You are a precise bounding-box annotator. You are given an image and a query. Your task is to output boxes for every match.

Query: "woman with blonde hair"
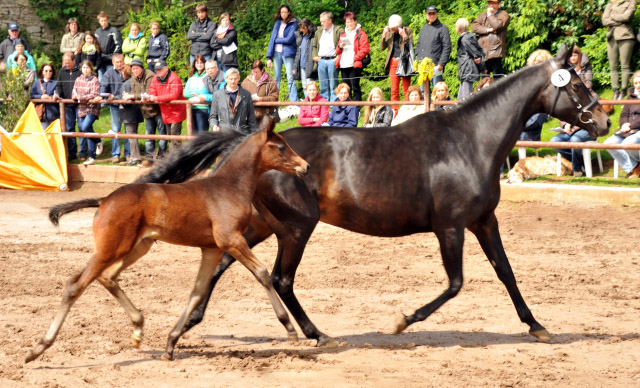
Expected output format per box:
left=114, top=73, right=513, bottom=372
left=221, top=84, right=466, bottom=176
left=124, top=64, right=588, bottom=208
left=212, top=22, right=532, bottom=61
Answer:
left=430, top=81, right=451, bottom=111
left=122, top=22, right=148, bottom=65
left=362, top=87, right=393, bottom=127
left=526, top=49, right=552, bottom=66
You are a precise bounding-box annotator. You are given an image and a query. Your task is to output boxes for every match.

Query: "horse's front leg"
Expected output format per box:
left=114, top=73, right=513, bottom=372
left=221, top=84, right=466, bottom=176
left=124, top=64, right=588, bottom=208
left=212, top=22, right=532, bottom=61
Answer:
left=163, top=248, right=223, bottom=361
left=395, top=226, right=465, bottom=333
left=468, top=212, right=550, bottom=342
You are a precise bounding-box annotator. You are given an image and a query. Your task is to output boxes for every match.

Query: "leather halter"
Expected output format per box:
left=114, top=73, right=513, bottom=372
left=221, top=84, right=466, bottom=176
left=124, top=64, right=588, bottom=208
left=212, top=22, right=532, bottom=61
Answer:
left=549, top=60, right=598, bottom=125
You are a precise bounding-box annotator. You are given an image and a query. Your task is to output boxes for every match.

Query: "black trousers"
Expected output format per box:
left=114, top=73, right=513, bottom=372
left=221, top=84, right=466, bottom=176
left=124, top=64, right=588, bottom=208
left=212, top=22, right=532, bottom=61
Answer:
left=340, top=66, right=363, bottom=101
left=484, top=58, right=504, bottom=79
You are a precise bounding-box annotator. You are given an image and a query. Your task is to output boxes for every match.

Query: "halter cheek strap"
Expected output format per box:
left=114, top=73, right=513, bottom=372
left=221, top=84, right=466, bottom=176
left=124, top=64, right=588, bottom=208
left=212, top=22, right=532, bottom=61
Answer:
left=548, top=60, right=597, bottom=125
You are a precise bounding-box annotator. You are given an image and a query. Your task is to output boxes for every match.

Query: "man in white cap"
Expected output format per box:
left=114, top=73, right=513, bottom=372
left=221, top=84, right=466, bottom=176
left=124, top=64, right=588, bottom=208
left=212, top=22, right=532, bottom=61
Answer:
left=0, top=22, right=31, bottom=67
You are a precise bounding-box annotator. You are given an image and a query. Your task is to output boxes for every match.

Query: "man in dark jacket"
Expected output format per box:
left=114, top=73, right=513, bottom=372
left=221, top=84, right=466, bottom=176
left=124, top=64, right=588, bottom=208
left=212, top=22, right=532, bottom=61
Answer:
left=98, top=53, right=128, bottom=162
left=187, top=3, right=216, bottom=65
left=94, top=12, right=123, bottom=82
left=0, top=22, right=31, bottom=67
left=54, top=53, right=83, bottom=161
left=415, top=6, right=451, bottom=86
left=209, top=68, right=256, bottom=134
left=147, top=21, right=170, bottom=73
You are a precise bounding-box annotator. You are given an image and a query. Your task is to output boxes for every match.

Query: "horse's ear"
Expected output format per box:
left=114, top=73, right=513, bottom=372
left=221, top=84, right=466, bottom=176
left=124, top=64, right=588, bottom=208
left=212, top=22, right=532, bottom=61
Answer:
left=555, top=43, right=571, bottom=67
left=265, top=116, right=277, bottom=134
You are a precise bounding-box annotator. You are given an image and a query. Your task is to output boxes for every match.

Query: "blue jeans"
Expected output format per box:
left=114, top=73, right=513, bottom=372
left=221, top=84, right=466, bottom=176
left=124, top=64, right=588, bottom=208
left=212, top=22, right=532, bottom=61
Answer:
left=109, top=105, right=129, bottom=158
left=300, top=67, right=311, bottom=98
left=64, top=105, right=82, bottom=159
left=144, top=115, right=167, bottom=160
left=551, top=129, right=595, bottom=173
left=317, top=58, right=338, bottom=101
left=604, top=132, right=640, bottom=173
left=273, top=52, right=298, bottom=102
left=192, top=108, right=209, bottom=133
left=77, top=114, right=99, bottom=159
left=190, top=54, right=212, bottom=66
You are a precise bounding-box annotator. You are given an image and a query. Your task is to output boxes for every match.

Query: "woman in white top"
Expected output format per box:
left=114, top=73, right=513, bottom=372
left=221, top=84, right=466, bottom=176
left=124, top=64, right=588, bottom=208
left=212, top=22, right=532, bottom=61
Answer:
left=335, top=12, right=370, bottom=101
left=391, top=85, right=425, bottom=125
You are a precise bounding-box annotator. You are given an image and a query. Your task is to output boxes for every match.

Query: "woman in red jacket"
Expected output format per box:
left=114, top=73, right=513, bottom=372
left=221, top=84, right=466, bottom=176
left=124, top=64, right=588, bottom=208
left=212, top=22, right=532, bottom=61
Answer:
left=148, top=60, right=187, bottom=151
left=298, top=81, right=329, bottom=126
left=335, top=12, right=370, bottom=101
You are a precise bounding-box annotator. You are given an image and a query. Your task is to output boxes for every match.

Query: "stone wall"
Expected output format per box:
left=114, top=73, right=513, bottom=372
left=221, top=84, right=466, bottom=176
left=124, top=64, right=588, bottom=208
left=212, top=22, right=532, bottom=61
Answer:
left=1, top=0, right=236, bottom=53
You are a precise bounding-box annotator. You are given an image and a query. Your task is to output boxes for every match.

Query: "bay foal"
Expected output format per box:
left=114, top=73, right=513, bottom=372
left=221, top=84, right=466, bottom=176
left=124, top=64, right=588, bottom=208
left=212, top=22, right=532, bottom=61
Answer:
left=25, top=121, right=308, bottom=363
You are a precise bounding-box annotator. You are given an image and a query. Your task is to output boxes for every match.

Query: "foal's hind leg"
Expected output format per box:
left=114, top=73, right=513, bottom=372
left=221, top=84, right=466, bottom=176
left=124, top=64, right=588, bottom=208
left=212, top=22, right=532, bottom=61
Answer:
left=96, top=238, right=154, bottom=348
left=468, top=212, right=550, bottom=342
left=163, top=248, right=223, bottom=361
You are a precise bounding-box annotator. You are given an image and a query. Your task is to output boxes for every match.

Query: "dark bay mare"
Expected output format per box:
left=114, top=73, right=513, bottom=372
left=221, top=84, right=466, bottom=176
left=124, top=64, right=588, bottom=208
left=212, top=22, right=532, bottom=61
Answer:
left=25, top=119, right=309, bottom=363
left=163, top=52, right=610, bottom=346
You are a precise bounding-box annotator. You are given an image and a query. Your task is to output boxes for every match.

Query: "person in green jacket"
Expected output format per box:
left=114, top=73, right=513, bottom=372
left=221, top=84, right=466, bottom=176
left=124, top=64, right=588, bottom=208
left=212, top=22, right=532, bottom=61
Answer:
left=122, top=23, right=148, bottom=65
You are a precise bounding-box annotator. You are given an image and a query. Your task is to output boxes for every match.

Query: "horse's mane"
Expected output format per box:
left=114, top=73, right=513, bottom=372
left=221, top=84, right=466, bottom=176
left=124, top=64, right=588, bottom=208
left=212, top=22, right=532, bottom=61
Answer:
left=134, top=131, right=248, bottom=184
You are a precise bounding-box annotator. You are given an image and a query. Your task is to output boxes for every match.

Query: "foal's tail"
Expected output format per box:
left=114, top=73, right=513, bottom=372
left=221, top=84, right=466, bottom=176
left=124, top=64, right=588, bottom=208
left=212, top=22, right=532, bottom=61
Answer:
left=49, top=198, right=101, bottom=226
left=134, top=130, right=246, bottom=184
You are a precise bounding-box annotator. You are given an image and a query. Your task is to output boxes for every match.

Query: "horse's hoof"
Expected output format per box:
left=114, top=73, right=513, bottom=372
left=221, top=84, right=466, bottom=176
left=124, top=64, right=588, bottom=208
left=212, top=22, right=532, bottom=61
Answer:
left=287, top=332, right=299, bottom=342
left=530, top=328, right=552, bottom=342
left=392, top=312, right=408, bottom=334
left=24, top=350, right=38, bottom=364
left=317, top=336, right=338, bottom=348
left=161, top=352, right=174, bottom=361
left=131, top=329, right=143, bottom=348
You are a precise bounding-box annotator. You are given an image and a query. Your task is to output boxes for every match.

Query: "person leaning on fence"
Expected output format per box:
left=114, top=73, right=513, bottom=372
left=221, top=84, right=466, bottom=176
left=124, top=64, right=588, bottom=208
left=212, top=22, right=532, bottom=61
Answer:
left=416, top=6, right=451, bottom=87
left=187, top=3, right=216, bottom=65
left=327, top=83, right=358, bottom=127
left=6, top=39, right=36, bottom=71
left=0, top=22, right=31, bottom=68
left=380, top=14, right=413, bottom=113
left=210, top=13, right=238, bottom=73
left=55, top=53, right=83, bottom=161
left=118, top=65, right=144, bottom=166
left=335, top=12, right=370, bottom=102
left=127, top=59, right=167, bottom=167
left=472, top=0, right=510, bottom=79
left=241, top=60, right=279, bottom=122
left=98, top=53, right=129, bottom=163
left=602, top=0, right=637, bottom=100
left=604, top=70, right=640, bottom=178
left=518, top=49, right=552, bottom=143
left=147, top=21, right=170, bottom=73
left=209, top=67, right=256, bottom=134
left=313, top=11, right=344, bottom=102
left=298, top=81, right=329, bottom=126
left=122, top=23, right=148, bottom=66
left=293, top=18, right=317, bottom=97
left=30, top=63, right=60, bottom=129
left=94, top=12, right=123, bottom=82
left=392, top=85, right=425, bottom=126
left=148, top=59, right=187, bottom=151
left=184, top=54, right=209, bottom=133
left=431, top=81, right=452, bottom=111
left=455, top=18, right=484, bottom=100
left=362, top=87, right=393, bottom=127
left=60, top=18, right=84, bottom=56
left=72, top=60, right=103, bottom=165
left=266, top=5, right=299, bottom=103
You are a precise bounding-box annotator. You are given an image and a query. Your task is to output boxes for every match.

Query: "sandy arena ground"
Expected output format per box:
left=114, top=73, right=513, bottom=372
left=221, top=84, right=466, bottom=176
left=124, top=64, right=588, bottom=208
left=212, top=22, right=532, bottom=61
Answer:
left=0, top=183, right=639, bottom=387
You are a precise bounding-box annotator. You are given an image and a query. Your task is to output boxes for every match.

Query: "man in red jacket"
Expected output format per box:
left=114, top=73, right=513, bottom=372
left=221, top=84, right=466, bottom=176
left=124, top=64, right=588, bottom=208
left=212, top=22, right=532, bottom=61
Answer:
left=148, top=59, right=186, bottom=151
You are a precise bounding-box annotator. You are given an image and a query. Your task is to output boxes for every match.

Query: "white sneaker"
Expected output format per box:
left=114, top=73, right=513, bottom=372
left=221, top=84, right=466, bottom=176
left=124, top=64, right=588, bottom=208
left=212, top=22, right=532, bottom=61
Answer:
left=96, top=141, right=104, bottom=155
left=83, top=157, right=96, bottom=165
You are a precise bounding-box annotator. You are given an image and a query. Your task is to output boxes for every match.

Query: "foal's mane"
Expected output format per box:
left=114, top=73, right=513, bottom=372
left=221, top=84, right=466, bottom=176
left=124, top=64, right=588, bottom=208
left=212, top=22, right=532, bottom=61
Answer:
left=134, top=131, right=248, bottom=184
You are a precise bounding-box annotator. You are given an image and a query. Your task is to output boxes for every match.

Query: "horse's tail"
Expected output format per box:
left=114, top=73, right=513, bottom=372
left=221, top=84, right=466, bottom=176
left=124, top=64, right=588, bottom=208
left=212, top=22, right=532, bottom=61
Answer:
left=49, top=198, right=102, bottom=226
left=134, top=130, right=247, bottom=184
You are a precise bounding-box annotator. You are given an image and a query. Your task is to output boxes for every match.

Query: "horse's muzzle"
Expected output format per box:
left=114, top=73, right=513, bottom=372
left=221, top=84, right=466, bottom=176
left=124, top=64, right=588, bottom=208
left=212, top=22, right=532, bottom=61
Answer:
left=295, top=163, right=309, bottom=178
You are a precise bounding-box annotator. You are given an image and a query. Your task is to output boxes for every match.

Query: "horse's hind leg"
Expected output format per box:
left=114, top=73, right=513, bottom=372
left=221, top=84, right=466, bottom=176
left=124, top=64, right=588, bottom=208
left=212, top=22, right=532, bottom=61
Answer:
left=96, top=238, right=154, bottom=348
left=468, top=212, right=550, bottom=342
left=395, top=226, right=466, bottom=333
left=25, top=254, right=108, bottom=363
left=163, top=248, right=224, bottom=361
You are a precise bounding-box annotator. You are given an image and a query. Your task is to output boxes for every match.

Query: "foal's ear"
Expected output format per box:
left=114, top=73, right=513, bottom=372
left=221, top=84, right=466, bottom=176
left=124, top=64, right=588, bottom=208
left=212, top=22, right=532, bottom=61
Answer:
left=555, top=43, right=571, bottom=67
left=265, top=116, right=277, bottom=134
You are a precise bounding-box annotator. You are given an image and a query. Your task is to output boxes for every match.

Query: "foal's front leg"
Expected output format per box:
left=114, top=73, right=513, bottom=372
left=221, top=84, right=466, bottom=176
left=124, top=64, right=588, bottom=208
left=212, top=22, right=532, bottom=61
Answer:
left=163, top=248, right=223, bottom=361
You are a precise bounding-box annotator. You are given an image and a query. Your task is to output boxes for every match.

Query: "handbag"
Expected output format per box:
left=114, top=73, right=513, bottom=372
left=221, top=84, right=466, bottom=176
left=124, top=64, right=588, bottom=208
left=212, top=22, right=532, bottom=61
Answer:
left=395, top=40, right=416, bottom=77
left=35, top=80, right=45, bottom=120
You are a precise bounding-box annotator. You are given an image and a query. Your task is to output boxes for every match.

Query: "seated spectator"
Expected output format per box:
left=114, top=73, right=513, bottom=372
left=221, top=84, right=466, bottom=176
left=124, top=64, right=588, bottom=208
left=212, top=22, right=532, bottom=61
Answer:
left=293, top=18, right=317, bottom=96
left=60, top=18, right=84, bottom=55
left=72, top=60, right=103, bottom=165
left=6, top=39, right=36, bottom=70
left=148, top=59, right=187, bottom=152
left=122, top=23, right=148, bottom=65
left=209, top=67, right=256, bottom=134
left=473, top=76, right=494, bottom=92
left=518, top=49, right=552, bottom=142
left=187, top=3, right=216, bottom=64
left=569, top=45, right=593, bottom=91
left=455, top=17, right=483, bottom=100
left=210, top=13, right=238, bottom=72
left=604, top=70, right=640, bottom=178
left=550, top=119, right=597, bottom=177
left=392, top=85, right=425, bottom=125
left=298, top=81, right=329, bottom=126
left=430, top=81, right=451, bottom=111
left=327, top=83, right=358, bottom=127
left=12, top=53, right=35, bottom=91
left=526, top=49, right=552, bottom=66
left=118, top=64, right=144, bottom=165
left=30, top=63, right=60, bottom=129
left=147, top=21, right=170, bottom=73
left=241, top=60, right=278, bottom=122
left=362, top=87, right=393, bottom=127
left=184, top=54, right=209, bottom=133
left=0, top=22, right=31, bottom=68
left=77, top=31, right=103, bottom=71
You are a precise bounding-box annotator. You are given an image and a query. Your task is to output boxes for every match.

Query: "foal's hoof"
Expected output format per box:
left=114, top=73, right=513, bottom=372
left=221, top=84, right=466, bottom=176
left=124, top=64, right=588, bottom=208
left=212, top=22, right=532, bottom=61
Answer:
left=317, top=336, right=338, bottom=348
left=24, top=350, right=38, bottom=364
left=392, top=312, right=408, bottom=334
left=287, top=332, right=299, bottom=342
left=131, top=328, right=143, bottom=348
left=161, top=352, right=174, bottom=361
left=530, top=328, right=552, bottom=342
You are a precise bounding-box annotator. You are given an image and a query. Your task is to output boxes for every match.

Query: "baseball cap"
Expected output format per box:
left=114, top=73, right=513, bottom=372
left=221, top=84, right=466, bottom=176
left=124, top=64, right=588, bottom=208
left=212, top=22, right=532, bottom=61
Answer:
left=9, top=22, right=19, bottom=31
left=130, top=58, right=144, bottom=68
left=155, top=59, right=167, bottom=69
left=14, top=38, right=24, bottom=47
left=426, top=6, right=439, bottom=13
